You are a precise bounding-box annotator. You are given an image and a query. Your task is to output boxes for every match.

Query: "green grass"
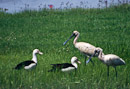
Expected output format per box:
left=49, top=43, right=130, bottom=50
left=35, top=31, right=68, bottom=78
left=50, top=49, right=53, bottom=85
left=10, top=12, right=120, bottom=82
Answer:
left=0, top=5, right=130, bottom=89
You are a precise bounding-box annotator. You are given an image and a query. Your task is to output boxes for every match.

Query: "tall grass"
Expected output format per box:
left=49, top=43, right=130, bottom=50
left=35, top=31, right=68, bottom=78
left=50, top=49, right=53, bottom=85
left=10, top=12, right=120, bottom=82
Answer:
left=0, top=5, right=130, bottom=89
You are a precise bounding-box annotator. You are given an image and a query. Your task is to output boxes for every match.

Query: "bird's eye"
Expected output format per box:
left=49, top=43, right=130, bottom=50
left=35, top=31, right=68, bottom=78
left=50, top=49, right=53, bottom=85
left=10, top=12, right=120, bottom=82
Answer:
left=74, top=34, right=77, bottom=37
left=95, top=50, right=97, bottom=52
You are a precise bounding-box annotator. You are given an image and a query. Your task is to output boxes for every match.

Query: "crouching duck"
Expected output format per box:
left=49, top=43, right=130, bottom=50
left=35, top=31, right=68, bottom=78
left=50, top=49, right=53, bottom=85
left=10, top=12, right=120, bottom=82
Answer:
left=14, top=49, right=43, bottom=70
left=48, top=56, right=81, bottom=72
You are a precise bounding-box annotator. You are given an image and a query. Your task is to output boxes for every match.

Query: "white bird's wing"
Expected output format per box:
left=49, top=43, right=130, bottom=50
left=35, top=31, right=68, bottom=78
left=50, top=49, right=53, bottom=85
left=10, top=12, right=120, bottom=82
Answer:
left=75, top=42, right=96, bottom=56
left=104, top=54, right=125, bottom=66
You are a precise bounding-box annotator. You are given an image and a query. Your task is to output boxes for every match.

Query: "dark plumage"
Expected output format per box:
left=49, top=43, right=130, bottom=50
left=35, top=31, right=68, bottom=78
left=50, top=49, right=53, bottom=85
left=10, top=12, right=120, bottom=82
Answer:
left=14, top=61, right=36, bottom=70
left=48, top=56, right=81, bottom=72
left=48, top=63, right=75, bottom=72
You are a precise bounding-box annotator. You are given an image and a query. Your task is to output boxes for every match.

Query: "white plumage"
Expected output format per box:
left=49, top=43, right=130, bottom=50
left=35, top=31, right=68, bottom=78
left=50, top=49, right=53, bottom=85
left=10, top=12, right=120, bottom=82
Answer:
left=64, top=31, right=99, bottom=65
left=24, top=63, right=37, bottom=70
left=100, top=54, right=125, bottom=66
left=61, top=67, right=75, bottom=72
left=96, top=48, right=125, bottom=77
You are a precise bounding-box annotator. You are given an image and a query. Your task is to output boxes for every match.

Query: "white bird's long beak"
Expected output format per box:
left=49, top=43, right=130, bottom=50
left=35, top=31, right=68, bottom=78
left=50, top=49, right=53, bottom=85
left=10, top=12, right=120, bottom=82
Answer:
left=63, top=33, right=75, bottom=45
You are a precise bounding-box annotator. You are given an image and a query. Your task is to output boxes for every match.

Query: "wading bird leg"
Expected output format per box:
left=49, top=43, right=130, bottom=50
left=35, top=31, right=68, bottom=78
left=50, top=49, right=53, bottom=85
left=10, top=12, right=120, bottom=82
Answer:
left=90, top=59, right=94, bottom=66
left=85, top=56, right=87, bottom=65
left=114, top=67, right=117, bottom=77
left=107, top=66, right=109, bottom=77
left=86, top=51, right=96, bottom=65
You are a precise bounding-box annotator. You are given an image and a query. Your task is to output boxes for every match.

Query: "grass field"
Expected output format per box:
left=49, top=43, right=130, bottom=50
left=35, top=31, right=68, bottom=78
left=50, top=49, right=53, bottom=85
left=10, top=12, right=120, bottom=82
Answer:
left=0, top=5, right=130, bottom=89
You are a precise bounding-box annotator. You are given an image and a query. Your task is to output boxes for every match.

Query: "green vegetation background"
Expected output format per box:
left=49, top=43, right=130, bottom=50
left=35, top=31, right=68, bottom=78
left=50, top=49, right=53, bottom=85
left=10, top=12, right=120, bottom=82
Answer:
left=0, top=5, right=130, bottom=89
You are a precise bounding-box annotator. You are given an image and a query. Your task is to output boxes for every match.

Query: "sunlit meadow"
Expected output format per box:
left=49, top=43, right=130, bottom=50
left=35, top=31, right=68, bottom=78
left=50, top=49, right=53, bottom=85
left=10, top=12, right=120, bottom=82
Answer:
left=0, top=5, right=130, bottom=89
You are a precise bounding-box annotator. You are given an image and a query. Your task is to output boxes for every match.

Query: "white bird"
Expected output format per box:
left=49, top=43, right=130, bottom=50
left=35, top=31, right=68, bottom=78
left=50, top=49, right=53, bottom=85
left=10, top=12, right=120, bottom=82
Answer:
left=96, top=48, right=125, bottom=77
left=48, top=56, right=81, bottom=72
left=14, top=49, right=43, bottom=70
left=63, top=31, right=99, bottom=65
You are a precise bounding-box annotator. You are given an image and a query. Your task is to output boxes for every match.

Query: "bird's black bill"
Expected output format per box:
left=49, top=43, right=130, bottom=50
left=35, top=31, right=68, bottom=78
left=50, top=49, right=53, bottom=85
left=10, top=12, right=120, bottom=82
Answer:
left=86, top=51, right=96, bottom=64
left=63, top=33, right=75, bottom=45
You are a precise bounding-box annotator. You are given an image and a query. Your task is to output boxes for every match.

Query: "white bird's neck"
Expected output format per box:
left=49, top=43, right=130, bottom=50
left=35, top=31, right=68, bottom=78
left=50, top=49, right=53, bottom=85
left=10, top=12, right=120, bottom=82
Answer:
left=73, top=34, right=79, bottom=45
left=72, top=62, right=78, bottom=68
left=32, top=53, right=37, bottom=63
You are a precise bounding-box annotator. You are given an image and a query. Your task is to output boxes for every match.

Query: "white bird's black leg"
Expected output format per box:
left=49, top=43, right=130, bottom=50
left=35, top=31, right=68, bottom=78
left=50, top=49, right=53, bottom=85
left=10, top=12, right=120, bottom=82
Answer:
left=85, top=56, right=87, bottom=65
left=114, top=67, right=117, bottom=77
left=107, top=66, right=109, bottom=77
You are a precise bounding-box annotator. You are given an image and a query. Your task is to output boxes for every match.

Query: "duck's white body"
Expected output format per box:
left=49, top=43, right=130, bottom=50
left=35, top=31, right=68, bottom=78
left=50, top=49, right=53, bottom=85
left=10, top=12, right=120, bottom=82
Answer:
left=61, top=67, right=75, bottom=72
left=24, top=63, right=37, bottom=70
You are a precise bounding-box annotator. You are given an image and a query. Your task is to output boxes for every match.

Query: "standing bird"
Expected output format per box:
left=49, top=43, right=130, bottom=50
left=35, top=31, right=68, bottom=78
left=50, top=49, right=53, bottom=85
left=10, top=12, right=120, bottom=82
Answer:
left=63, top=31, right=99, bottom=65
left=14, top=49, right=43, bottom=70
left=48, top=56, right=81, bottom=72
left=96, top=48, right=125, bottom=77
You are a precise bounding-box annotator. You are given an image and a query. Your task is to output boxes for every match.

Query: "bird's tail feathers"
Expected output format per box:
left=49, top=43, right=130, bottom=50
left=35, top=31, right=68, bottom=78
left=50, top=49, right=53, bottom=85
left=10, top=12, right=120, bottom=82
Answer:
left=119, top=58, right=126, bottom=65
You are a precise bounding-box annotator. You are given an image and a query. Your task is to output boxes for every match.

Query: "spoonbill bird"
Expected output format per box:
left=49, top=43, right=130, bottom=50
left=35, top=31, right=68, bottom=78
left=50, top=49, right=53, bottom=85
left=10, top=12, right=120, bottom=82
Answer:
left=14, top=49, right=43, bottom=70
left=96, top=48, right=125, bottom=77
left=48, top=56, right=81, bottom=72
left=63, top=31, right=99, bottom=65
